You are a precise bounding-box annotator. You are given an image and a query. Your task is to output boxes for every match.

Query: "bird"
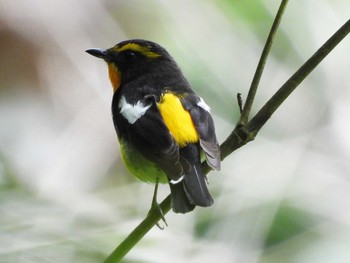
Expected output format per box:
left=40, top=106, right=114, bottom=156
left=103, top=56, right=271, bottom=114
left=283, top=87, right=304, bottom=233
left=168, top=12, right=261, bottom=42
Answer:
left=86, top=39, right=220, bottom=214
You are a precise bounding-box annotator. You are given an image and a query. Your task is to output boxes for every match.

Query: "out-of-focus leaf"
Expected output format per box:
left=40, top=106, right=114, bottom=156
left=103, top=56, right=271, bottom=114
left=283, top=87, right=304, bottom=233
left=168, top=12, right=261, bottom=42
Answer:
left=264, top=203, right=319, bottom=248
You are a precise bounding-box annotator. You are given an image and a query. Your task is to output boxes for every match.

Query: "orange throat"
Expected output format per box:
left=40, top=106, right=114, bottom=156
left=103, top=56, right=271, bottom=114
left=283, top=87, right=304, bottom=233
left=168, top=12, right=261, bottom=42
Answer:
left=108, top=63, right=121, bottom=92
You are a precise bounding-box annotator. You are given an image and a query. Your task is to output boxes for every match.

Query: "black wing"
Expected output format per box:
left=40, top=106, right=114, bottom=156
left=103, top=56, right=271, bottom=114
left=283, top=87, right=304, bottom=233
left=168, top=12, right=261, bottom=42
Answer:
left=181, top=94, right=221, bottom=170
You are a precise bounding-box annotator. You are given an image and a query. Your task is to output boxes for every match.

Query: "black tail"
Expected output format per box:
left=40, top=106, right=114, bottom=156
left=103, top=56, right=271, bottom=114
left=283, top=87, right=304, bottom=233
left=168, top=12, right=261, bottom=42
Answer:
left=183, top=162, right=213, bottom=207
left=169, top=144, right=214, bottom=213
left=169, top=183, right=195, bottom=213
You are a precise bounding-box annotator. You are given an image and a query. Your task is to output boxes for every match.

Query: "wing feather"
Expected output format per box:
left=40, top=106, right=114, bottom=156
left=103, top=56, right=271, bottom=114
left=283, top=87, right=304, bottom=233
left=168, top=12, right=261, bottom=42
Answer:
left=181, top=95, right=221, bottom=170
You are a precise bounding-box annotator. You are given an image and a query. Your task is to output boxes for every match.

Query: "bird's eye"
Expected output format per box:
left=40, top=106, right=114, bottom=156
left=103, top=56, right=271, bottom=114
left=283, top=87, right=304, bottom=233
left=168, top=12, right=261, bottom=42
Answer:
left=124, top=50, right=137, bottom=61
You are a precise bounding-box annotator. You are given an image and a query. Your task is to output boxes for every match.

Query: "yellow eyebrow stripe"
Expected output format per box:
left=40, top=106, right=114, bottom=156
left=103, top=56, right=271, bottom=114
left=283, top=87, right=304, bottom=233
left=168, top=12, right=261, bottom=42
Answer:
left=157, top=92, right=199, bottom=147
left=114, top=43, right=161, bottom=58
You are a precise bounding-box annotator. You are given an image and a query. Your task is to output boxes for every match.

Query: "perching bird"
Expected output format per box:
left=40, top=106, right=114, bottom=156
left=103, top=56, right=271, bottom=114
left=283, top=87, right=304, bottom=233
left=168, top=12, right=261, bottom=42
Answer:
left=86, top=39, right=220, bottom=213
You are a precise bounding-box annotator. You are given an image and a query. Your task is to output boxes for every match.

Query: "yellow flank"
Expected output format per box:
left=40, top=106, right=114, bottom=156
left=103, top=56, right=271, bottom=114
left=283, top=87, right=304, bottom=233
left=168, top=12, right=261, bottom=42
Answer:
left=158, top=92, right=199, bottom=147
left=108, top=63, right=121, bottom=92
left=114, top=43, right=161, bottom=58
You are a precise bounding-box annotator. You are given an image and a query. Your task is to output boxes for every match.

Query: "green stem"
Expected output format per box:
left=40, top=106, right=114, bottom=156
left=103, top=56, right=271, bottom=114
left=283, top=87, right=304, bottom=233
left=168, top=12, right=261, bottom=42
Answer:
left=245, top=18, right=350, bottom=134
left=203, top=19, right=350, bottom=173
left=239, top=0, right=289, bottom=126
left=103, top=196, right=171, bottom=263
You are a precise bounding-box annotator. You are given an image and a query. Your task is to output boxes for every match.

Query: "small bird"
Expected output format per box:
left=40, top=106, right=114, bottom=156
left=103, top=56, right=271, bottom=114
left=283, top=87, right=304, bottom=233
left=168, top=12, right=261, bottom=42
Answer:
left=86, top=39, right=220, bottom=213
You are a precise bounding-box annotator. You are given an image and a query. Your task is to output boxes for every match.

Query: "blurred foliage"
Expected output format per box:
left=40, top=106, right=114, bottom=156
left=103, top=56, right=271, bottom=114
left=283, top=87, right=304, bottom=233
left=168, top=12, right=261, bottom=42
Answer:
left=217, top=0, right=301, bottom=64
left=0, top=28, right=40, bottom=94
left=218, top=0, right=272, bottom=35
left=0, top=154, right=21, bottom=192
left=264, top=202, right=319, bottom=248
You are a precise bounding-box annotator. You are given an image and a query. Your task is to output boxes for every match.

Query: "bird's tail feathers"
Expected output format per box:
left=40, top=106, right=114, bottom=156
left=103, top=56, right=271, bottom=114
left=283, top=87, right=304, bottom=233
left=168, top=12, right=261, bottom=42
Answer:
left=169, top=183, right=195, bottom=213
left=183, top=163, right=214, bottom=207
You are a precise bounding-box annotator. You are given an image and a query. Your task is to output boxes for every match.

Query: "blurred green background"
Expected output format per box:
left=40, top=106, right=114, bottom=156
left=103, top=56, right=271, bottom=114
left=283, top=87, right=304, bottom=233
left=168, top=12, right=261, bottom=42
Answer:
left=0, top=0, right=349, bottom=262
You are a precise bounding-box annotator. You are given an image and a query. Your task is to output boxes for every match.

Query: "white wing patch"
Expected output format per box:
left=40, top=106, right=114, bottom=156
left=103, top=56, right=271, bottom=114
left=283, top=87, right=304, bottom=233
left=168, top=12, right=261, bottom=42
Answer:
left=118, top=96, right=152, bottom=124
left=197, top=97, right=211, bottom=112
left=170, top=175, right=184, bottom=184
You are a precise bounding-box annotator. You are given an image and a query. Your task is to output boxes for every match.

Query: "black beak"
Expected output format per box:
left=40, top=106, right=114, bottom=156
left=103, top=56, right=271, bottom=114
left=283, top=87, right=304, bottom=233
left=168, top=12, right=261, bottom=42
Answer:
left=85, top=48, right=108, bottom=59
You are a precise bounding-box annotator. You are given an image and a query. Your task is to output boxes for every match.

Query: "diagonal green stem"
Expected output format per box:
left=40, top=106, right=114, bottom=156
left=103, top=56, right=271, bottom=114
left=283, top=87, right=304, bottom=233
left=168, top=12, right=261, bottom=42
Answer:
left=239, top=0, right=289, bottom=126
left=103, top=196, right=171, bottom=263
left=217, top=18, right=350, bottom=164
left=245, top=18, right=350, bottom=135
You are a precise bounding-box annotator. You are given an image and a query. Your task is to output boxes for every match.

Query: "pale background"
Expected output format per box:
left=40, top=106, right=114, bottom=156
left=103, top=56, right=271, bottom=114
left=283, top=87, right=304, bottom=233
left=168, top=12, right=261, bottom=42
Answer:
left=0, top=0, right=349, bottom=262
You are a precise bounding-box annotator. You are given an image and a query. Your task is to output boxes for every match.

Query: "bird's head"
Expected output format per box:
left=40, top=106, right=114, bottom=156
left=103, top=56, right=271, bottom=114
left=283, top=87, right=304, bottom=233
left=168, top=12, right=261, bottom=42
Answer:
left=86, top=39, right=175, bottom=92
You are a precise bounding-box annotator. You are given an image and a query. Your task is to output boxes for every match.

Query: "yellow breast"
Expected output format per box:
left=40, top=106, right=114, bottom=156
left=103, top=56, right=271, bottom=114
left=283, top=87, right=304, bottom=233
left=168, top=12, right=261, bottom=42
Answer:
left=157, top=92, right=199, bottom=147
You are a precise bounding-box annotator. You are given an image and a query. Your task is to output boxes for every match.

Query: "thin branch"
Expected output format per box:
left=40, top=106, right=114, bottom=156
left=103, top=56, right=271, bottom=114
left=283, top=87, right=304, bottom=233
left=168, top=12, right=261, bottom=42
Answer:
left=245, top=18, right=350, bottom=135
left=219, top=18, right=350, bottom=162
left=239, top=0, right=289, bottom=126
left=103, top=197, right=171, bottom=263
left=205, top=19, right=350, bottom=179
